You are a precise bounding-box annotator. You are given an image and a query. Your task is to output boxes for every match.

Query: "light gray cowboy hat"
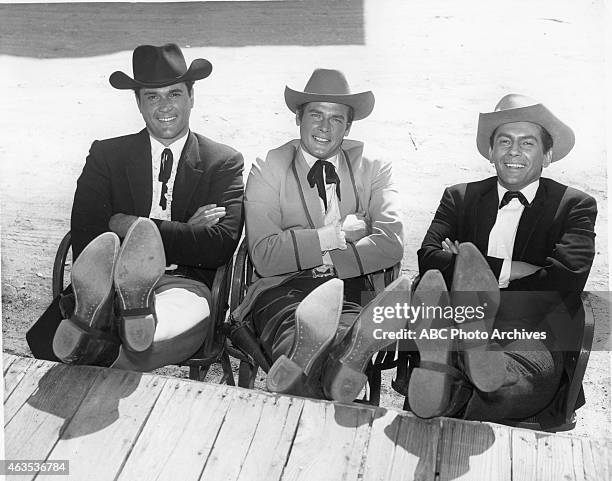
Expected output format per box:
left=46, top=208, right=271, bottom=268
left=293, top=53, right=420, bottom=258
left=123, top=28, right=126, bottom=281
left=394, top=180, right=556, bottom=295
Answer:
left=284, top=68, right=375, bottom=120
left=109, top=43, right=212, bottom=90
left=476, top=93, right=575, bottom=162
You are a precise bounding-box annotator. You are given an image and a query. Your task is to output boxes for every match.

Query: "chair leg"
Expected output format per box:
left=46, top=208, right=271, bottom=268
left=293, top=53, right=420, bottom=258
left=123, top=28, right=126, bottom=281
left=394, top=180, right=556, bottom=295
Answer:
left=367, top=367, right=382, bottom=406
left=189, top=365, right=201, bottom=381
left=238, top=360, right=257, bottom=388
left=220, top=351, right=235, bottom=386
left=196, top=365, right=211, bottom=382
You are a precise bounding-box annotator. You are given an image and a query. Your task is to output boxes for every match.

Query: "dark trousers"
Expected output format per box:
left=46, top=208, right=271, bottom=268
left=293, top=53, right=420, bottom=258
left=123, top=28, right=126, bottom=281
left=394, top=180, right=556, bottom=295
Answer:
left=463, top=341, right=564, bottom=421
left=251, top=273, right=369, bottom=364
left=460, top=289, right=572, bottom=421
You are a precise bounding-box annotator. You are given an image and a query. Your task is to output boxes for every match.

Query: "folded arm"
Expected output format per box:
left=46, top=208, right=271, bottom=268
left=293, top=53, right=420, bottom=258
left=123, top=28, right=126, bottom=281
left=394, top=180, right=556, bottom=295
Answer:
left=151, top=152, right=244, bottom=269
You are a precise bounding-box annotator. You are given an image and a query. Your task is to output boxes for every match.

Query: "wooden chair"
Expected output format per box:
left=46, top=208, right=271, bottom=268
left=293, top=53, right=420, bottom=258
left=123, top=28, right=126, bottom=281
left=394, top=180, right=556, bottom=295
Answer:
left=225, top=237, right=402, bottom=404
left=52, top=231, right=235, bottom=384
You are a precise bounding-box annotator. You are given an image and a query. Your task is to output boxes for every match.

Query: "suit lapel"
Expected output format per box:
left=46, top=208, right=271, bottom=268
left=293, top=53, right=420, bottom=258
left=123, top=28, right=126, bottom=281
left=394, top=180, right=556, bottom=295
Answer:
left=473, top=180, right=498, bottom=254
left=172, top=132, right=207, bottom=222
left=126, top=129, right=153, bottom=217
left=293, top=148, right=324, bottom=228
left=513, top=182, right=549, bottom=258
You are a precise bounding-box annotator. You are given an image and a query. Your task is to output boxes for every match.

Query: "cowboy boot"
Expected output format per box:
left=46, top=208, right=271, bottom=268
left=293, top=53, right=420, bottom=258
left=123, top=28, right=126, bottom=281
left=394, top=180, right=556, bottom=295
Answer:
left=407, top=269, right=466, bottom=418
left=267, top=278, right=344, bottom=396
left=114, top=217, right=165, bottom=352
left=52, top=232, right=121, bottom=365
left=322, top=276, right=412, bottom=403
left=452, top=242, right=505, bottom=392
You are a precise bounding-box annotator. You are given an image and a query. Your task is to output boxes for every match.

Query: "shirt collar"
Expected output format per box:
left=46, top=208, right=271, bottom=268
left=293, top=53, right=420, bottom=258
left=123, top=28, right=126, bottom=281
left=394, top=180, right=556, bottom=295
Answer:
left=497, top=179, right=540, bottom=205
left=299, top=146, right=339, bottom=168
left=150, top=131, right=189, bottom=162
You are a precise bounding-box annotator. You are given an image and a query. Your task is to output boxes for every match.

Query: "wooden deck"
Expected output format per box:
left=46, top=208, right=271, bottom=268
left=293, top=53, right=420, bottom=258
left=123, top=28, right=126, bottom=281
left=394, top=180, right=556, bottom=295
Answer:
left=3, top=353, right=610, bottom=481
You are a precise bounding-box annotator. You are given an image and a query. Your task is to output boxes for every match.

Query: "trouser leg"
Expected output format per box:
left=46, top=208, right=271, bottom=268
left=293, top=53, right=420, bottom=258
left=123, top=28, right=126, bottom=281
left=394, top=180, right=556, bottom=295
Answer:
left=112, top=275, right=212, bottom=372
left=461, top=339, right=564, bottom=421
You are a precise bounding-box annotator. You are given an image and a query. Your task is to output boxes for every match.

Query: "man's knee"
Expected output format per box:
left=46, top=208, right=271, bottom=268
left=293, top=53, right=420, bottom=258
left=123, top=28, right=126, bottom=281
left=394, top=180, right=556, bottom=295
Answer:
left=153, top=284, right=211, bottom=342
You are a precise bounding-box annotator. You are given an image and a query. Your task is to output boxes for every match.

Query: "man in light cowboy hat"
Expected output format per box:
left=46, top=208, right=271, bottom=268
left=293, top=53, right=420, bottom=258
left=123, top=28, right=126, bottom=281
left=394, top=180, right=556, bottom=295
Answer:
left=411, top=94, right=596, bottom=426
left=230, top=68, right=406, bottom=401
left=27, top=44, right=244, bottom=371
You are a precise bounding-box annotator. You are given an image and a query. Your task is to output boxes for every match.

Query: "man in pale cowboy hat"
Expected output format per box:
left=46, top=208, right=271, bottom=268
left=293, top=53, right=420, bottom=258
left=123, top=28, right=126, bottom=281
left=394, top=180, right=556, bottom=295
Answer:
left=27, top=44, right=244, bottom=371
left=230, top=68, right=406, bottom=401
left=408, top=94, right=596, bottom=427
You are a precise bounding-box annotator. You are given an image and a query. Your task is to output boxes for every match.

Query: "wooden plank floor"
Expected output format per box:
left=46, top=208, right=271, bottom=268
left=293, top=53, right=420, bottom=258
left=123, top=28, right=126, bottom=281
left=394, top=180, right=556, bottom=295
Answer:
left=3, top=353, right=610, bottom=481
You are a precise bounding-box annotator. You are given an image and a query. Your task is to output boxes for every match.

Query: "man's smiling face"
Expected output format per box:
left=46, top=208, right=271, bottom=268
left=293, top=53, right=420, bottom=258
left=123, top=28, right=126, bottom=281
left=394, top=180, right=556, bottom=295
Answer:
left=489, top=121, right=552, bottom=190
left=137, top=82, right=193, bottom=146
left=297, top=101, right=351, bottom=159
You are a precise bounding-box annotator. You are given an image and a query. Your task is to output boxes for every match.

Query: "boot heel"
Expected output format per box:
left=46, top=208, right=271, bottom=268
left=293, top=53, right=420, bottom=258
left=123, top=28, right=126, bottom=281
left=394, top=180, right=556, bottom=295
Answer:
left=53, top=319, right=89, bottom=362
left=323, top=360, right=368, bottom=402
left=408, top=367, right=451, bottom=418
left=53, top=318, right=119, bottom=365
left=120, top=314, right=156, bottom=352
left=267, top=355, right=305, bottom=393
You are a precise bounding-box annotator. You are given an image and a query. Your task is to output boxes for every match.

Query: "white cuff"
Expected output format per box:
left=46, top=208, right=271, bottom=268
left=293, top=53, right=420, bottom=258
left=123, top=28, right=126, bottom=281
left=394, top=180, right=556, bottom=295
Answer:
left=317, top=224, right=339, bottom=252
left=498, top=259, right=511, bottom=288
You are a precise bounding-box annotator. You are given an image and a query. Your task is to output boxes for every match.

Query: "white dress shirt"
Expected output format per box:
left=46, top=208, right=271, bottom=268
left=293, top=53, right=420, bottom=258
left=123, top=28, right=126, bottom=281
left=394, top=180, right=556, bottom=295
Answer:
left=149, top=133, right=188, bottom=220
left=487, top=180, right=539, bottom=288
left=300, top=147, right=341, bottom=265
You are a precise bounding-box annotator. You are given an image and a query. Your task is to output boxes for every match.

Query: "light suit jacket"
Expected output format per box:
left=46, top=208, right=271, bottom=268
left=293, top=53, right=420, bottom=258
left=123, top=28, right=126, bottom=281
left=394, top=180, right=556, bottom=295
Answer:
left=232, top=139, right=404, bottom=321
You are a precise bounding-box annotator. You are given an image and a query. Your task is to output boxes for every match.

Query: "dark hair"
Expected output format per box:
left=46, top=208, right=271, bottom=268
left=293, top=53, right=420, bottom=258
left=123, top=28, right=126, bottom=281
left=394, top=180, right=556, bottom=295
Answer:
left=134, top=80, right=194, bottom=99
left=489, top=124, right=553, bottom=154
left=296, top=102, right=354, bottom=127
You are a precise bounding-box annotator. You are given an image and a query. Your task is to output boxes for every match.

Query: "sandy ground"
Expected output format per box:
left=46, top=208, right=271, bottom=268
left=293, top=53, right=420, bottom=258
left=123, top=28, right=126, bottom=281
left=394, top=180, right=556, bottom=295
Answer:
left=1, top=0, right=609, bottom=438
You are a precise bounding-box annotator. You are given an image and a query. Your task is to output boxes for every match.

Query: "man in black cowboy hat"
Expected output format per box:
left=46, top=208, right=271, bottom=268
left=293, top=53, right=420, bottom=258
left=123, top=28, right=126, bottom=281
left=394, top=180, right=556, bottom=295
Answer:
left=27, top=44, right=244, bottom=370
left=231, top=68, right=406, bottom=401
left=410, top=94, right=596, bottom=427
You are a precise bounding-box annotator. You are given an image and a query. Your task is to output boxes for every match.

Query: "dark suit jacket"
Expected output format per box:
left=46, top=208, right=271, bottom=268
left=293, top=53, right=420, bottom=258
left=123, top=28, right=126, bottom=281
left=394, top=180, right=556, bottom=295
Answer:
left=418, top=176, right=596, bottom=294
left=417, top=175, right=597, bottom=425
left=71, top=128, right=244, bottom=288
left=27, top=129, right=244, bottom=362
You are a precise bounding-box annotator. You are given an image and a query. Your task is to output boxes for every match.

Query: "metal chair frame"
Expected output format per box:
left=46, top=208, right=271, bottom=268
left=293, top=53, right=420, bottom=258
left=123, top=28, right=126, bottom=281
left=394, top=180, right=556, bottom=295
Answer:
left=52, top=231, right=235, bottom=384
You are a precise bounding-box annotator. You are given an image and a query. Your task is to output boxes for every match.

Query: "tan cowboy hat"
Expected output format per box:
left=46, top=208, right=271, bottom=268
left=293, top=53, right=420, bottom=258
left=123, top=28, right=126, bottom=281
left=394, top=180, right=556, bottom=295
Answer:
left=284, top=69, right=375, bottom=120
left=109, top=43, right=212, bottom=90
left=476, top=93, right=574, bottom=162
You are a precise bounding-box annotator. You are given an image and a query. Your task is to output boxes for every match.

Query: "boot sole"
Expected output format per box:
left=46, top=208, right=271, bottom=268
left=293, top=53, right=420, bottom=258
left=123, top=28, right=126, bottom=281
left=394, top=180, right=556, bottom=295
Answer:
left=53, top=232, right=119, bottom=363
left=267, top=278, right=343, bottom=394
left=453, top=242, right=504, bottom=392
left=114, top=218, right=165, bottom=352
left=408, top=269, right=453, bottom=418
left=325, top=276, right=412, bottom=402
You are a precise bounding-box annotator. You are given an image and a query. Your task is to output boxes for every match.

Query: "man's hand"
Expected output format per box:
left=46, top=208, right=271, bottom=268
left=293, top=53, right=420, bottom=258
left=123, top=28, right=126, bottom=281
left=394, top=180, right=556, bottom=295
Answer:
left=510, top=261, right=542, bottom=281
left=317, top=222, right=347, bottom=251
left=188, top=204, right=226, bottom=227
left=341, top=213, right=370, bottom=243
left=441, top=237, right=460, bottom=255
left=109, top=213, right=138, bottom=238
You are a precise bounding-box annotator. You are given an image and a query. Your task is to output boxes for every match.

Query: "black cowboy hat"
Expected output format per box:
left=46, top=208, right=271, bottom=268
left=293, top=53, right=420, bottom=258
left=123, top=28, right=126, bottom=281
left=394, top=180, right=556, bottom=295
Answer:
left=109, top=43, right=212, bottom=90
